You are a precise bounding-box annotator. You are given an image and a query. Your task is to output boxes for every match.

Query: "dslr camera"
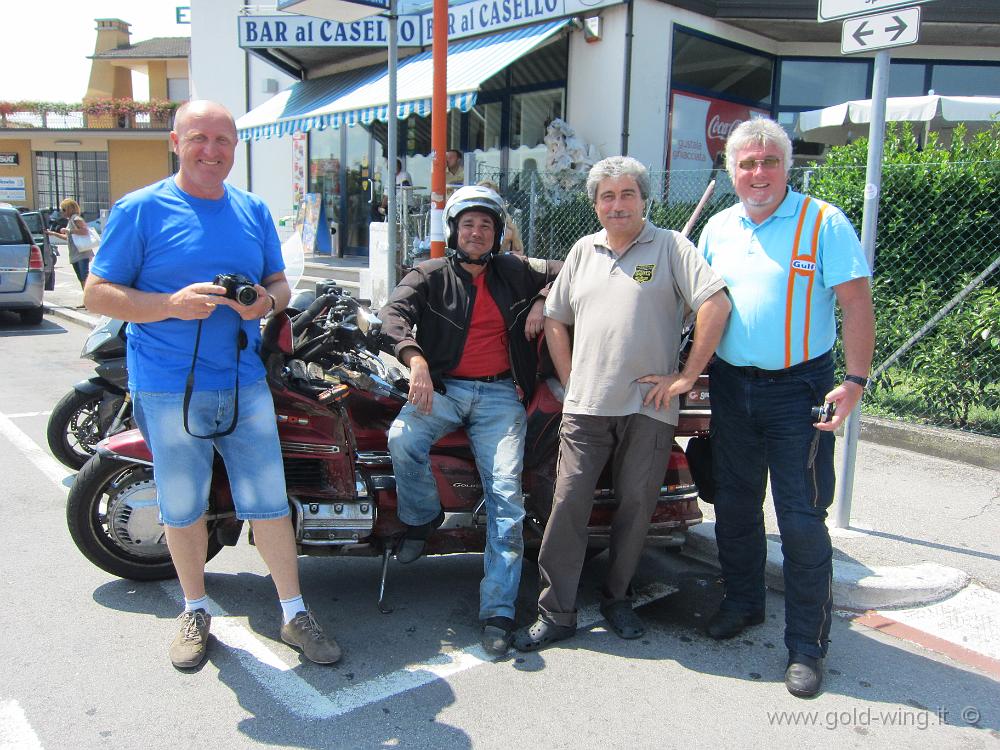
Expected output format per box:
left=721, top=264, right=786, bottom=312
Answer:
left=214, top=273, right=258, bottom=306
left=811, top=401, right=836, bottom=424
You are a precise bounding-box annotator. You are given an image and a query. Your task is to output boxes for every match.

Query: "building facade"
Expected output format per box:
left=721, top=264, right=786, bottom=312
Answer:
left=189, top=0, right=1000, bottom=256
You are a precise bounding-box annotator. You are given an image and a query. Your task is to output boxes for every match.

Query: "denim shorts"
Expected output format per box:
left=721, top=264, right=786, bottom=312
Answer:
left=133, top=379, right=289, bottom=527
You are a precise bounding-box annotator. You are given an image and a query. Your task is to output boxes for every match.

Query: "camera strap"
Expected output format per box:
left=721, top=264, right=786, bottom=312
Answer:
left=183, top=319, right=248, bottom=439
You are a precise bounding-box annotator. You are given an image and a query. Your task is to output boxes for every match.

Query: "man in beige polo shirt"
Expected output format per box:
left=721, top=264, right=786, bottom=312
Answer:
left=513, top=156, right=731, bottom=651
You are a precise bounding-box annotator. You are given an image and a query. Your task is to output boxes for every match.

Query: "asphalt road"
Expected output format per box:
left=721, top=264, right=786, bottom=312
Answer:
left=0, top=300, right=997, bottom=749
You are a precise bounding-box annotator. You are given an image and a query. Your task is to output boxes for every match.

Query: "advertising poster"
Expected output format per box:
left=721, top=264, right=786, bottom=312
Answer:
left=667, top=91, right=769, bottom=203
left=291, top=132, right=307, bottom=212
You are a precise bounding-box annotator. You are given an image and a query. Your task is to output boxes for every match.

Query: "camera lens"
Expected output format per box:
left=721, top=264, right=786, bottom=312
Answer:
left=236, top=285, right=259, bottom=306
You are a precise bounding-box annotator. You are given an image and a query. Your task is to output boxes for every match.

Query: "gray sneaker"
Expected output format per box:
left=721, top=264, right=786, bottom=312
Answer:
left=280, top=609, right=342, bottom=665
left=169, top=609, right=211, bottom=669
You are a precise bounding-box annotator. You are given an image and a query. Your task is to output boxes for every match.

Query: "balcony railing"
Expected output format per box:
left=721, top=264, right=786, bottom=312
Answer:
left=0, top=107, right=175, bottom=131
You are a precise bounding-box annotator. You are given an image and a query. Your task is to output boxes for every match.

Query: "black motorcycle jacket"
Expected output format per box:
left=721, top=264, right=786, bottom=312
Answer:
left=379, top=253, right=561, bottom=402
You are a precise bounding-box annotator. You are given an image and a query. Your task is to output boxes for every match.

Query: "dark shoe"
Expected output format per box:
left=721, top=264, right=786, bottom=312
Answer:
left=480, top=616, right=515, bottom=657
left=600, top=600, right=645, bottom=640
left=169, top=609, right=211, bottom=669
left=512, top=617, right=576, bottom=653
left=785, top=652, right=823, bottom=698
left=395, top=510, right=445, bottom=564
left=706, top=608, right=765, bottom=640
left=281, top=609, right=342, bottom=665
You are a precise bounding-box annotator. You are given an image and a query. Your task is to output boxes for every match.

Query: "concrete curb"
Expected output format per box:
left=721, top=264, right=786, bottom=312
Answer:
left=682, top=521, right=970, bottom=612
left=860, top=415, right=999, bottom=471
left=45, top=304, right=98, bottom=330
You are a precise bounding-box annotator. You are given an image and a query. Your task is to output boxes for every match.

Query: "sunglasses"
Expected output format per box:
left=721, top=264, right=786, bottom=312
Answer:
left=736, top=157, right=782, bottom=171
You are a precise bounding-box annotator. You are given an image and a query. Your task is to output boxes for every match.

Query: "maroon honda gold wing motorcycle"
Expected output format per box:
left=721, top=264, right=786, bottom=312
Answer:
left=66, top=282, right=709, bottom=611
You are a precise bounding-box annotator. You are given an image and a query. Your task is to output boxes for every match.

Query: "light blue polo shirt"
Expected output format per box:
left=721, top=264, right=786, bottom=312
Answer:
left=698, top=189, right=870, bottom=370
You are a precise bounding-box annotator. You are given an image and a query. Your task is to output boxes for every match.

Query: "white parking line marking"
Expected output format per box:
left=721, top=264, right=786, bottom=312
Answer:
left=7, top=413, right=679, bottom=720
left=5, top=412, right=51, bottom=419
left=0, top=699, right=44, bottom=750
left=159, top=580, right=677, bottom=719
left=0, top=412, right=72, bottom=493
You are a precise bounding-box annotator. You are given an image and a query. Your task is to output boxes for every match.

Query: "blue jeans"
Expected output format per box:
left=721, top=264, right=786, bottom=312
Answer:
left=387, top=377, right=527, bottom=620
left=133, top=379, right=289, bottom=527
left=709, top=352, right=835, bottom=659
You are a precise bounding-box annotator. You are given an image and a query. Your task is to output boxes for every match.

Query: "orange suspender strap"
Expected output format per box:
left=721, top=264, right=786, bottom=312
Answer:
left=801, top=204, right=826, bottom=362
left=784, top=197, right=812, bottom=368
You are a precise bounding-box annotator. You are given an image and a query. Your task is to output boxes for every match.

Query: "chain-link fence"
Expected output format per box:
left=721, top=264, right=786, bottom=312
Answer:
left=476, top=159, right=1000, bottom=438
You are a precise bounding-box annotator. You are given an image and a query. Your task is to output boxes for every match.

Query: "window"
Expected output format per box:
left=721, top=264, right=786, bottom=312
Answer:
left=510, top=89, right=562, bottom=150
left=778, top=59, right=869, bottom=109
left=167, top=78, right=190, bottom=101
left=33, top=151, right=109, bottom=219
left=889, top=62, right=927, bottom=98
left=931, top=64, right=1000, bottom=96
left=671, top=28, right=773, bottom=106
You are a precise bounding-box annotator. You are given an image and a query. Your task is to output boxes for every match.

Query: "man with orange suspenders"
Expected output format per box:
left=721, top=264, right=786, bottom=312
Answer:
left=697, top=118, right=875, bottom=698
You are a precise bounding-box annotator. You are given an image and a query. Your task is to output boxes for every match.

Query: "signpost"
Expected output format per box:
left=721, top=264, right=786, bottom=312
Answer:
left=841, top=7, right=920, bottom=54
left=817, top=0, right=932, bottom=527
left=817, top=0, right=930, bottom=23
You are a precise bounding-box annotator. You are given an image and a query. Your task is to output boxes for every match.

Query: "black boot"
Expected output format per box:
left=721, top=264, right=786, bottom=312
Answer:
left=785, top=652, right=823, bottom=698
left=395, top=511, right=445, bottom=564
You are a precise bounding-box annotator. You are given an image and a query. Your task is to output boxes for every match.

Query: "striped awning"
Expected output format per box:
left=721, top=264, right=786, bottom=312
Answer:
left=237, top=19, right=569, bottom=141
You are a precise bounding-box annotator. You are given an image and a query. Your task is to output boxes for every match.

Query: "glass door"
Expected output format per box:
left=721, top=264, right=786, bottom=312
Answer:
left=341, top=124, right=375, bottom=256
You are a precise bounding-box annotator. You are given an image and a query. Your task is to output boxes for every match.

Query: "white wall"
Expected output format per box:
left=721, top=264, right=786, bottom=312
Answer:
left=566, top=7, right=628, bottom=160
left=247, top=55, right=297, bottom=224
left=190, top=0, right=296, bottom=223
left=191, top=0, right=251, bottom=191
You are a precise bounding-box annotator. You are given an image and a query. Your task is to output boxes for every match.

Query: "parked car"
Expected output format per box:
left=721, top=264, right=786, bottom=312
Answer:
left=18, top=210, right=57, bottom=291
left=0, top=203, right=45, bottom=325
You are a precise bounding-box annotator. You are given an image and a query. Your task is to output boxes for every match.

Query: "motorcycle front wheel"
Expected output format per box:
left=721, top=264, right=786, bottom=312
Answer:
left=67, top=454, right=223, bottom=581
left=47, top=389, right=107, bottom=470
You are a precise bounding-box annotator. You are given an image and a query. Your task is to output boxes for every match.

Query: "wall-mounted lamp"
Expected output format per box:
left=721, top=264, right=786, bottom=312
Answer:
left=54, top=140, right=82, bottom=146
left=583, top=15, right=602, bottom=43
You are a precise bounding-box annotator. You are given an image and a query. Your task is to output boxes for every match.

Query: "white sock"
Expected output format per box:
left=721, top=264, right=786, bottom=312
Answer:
left=280, top=595, right=306, bottom=623
left=184, top=595, right=209, bottom=613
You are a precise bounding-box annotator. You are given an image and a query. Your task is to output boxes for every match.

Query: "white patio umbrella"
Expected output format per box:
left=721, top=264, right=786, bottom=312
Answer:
left=796, top=94, right=1000, bottom=146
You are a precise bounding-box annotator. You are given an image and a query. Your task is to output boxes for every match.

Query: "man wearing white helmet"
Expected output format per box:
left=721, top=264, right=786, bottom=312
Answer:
left=380, top=185, right=562, bottom=656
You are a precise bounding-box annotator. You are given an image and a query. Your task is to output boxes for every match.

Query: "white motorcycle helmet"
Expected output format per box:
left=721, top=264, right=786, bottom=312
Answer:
left=443, top=185, right=507, bottom=264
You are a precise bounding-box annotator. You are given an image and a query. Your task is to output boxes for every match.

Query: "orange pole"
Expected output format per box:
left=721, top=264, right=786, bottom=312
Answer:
left=429, top=0, right=448, bottom=258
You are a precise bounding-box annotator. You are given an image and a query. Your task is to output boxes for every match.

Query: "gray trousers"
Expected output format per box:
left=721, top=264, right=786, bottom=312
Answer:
left=536, top=413, right=675, bottom=626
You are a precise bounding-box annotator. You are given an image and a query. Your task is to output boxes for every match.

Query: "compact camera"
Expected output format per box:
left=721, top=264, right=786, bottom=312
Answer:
left=811, top=401, right=837, bottom=424
left=214, top=273, right=258, bottom=306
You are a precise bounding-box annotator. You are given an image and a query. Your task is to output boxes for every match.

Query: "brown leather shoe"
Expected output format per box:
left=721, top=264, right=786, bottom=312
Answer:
left=169, top=609, right=211, bottom=669
left=281, top=609, right=342, bottom=665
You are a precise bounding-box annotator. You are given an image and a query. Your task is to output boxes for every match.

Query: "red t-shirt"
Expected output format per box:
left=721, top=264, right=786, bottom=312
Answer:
left=447, top=272, right=511, bottom=378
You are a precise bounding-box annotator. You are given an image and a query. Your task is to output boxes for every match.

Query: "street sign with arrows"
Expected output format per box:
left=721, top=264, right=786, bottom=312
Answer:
left=841, top=6, right=921, bottom=54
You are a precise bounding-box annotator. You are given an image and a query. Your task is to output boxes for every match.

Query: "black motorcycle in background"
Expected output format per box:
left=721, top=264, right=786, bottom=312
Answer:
left=47, top=317, right=133, bottom=469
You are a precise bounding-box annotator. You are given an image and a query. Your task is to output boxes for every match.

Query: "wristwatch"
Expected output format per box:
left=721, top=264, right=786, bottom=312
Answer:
left=265, top=293, right=277, bottom=317
left=844, top=374, right=871, bottom=389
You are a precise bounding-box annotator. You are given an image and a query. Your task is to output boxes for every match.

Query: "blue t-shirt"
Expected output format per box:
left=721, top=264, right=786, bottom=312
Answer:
left=698, top=189, right=870, bottom=370
left=91, top=177, right=284, bottom=392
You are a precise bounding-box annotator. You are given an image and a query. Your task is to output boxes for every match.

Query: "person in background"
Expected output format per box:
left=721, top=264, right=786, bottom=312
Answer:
left=46, top=198, right=93, bottom=289
left=445, top=149, right=465, bottom=187
left=698, top=118, right=875, bottom=698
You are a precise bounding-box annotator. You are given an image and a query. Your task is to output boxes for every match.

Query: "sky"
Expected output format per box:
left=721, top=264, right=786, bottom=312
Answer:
left=3, top=1, right=191, bottom=103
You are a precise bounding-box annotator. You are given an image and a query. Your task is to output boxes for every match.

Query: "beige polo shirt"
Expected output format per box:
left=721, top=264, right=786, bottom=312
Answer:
left=545, top=221, right=726, bottom=425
